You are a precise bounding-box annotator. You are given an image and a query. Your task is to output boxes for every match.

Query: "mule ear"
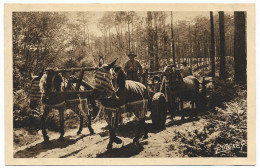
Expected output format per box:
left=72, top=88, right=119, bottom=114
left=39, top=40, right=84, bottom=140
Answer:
left=29, top=72, right=34, bottom=80
left=39, top=68, right=45, bottom=78
left=107, top=58, right=118, bottom=69
left=114, top=65, right=122, bottom=73
left=98, top=56, right=104, bottom=67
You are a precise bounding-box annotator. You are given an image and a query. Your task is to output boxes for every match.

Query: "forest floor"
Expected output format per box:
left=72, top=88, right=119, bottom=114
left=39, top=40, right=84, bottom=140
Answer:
left=13, top=89, right=247, bottom=158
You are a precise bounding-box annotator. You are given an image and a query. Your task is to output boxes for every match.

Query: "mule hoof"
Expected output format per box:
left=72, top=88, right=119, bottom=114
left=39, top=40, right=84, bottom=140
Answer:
left=133, top=138, right=139, bottom=144
left=143, top=134, right=148, bottom=139
left=43, top=136, right=49, bottom=143
left=77, top=131, right=82, bottom=135
left=58, top=136, right=64, bottom=141
left=181, top=116, right=184, bottom=121
left=107, top=143, right=112, bottom=150
left=90, top=130, right=95, bottom=135
left=114, top=137, right=122, bottom=144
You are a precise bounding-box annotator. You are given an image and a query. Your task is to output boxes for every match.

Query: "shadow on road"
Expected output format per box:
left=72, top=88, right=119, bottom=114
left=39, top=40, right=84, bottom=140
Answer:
left=166, top=117, right=200, bottom=128
left=14, top=133, right=91, bottom=158
left=96, top=141, right=146, bottom=158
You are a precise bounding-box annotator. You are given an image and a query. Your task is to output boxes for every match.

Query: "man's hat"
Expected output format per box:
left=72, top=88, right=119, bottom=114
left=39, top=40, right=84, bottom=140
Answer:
left=181, top=61, right=188, bottom=65
left=128, top=51, right=137, bottom=57
left=168, top=64, right=176, bottom=68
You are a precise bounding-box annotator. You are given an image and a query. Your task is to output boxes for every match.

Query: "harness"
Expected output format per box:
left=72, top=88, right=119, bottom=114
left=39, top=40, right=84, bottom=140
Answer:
left=99, top=99, right=148, bottom=128
left=94, top=69, right=116, bottom=97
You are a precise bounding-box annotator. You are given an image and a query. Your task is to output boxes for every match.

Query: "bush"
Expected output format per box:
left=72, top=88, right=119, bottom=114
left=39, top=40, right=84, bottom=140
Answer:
left=13, top=89, right=41, bottom=128
left=207, top=78, right=243, bottom=108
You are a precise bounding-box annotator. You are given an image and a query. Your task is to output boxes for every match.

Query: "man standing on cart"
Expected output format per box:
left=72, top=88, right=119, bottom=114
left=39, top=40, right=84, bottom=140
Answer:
left=124, top=51, right=143, bottom=82
left=180, top=61, right=192, bottom=78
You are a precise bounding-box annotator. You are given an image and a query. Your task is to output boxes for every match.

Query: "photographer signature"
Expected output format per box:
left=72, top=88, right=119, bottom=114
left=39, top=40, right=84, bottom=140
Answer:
left=214, top=140, right=246, bottom=154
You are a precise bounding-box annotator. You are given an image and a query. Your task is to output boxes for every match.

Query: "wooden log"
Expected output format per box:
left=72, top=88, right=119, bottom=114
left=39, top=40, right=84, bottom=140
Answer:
left=146, top=71, right=163, bottom=75
left=46, top=67, right=98, bottom=73
left=51, top=90, right=93, bottom=94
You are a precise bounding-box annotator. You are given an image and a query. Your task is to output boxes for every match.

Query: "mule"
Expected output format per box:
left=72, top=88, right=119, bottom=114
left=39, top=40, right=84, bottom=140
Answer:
left=160, top=65, right=200, bottom=120
left=93, top=59, right=150, bottom=150
left=35, top=69, right=94, bottom=142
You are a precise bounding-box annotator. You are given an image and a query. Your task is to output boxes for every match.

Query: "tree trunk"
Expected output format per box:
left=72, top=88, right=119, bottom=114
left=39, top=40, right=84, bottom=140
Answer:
left=127, top=12, right=131, bottom=52
left=147, top=12, right=154, bottom=71
left=219, top=11, right=226, bottom=79
left=154, top=14, right=159, bottom=71
left=131, top=14, right=134, bottom=51
left=188, top=25, right=192, bottom=66
left=108, top=28, right=110, bottom=53
left=170, top=12, right=176, bottom=65
left=234, top=11, right=247, bottom=84
left=120, top=23, right=123, bottom=51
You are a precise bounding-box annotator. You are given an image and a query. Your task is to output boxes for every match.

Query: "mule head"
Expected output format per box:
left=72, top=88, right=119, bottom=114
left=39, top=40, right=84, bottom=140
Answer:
left=39, top=69, right=63, bottom=100
left=162, top=65, right=177, bottom=82
left=29, top=68, right=45, bottom=81
left=28, top=69, right=45, bottom=109
left=68, top=75, right=79, bottom=83
left=98, top=56, right=104, bottom=67
left=113, top=66, right=126, bottom=91
left=93, top=58, right=118, bottom=99
left=175, top=69, right=184, bottom=81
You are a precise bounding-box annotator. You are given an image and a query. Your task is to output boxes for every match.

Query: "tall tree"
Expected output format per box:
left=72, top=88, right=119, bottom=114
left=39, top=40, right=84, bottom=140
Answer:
left=234, top=12, right=247, bottom=84
left=77, top=12, right=91, bottom=46
left=147, top=11, right=154, bottom=71
left=219, top=11, right=226, bottom=79
left=188, top=24, right=192, bottom=66
left=127, top=11, right=131, bottom=52
left=171, top=12, right=176, bottom=65
left=210, top=11, right=216, bottom=78
left=153, top=12, right=159, bottom=71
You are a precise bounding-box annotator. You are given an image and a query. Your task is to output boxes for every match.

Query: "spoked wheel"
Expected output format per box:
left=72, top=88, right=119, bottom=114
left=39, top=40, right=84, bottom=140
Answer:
left=151, top=92, right=167, bottom=129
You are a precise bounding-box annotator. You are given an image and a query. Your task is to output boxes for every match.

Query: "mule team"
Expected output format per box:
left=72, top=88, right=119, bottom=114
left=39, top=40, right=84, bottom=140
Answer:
left=29, top=52, right=199, bottom=150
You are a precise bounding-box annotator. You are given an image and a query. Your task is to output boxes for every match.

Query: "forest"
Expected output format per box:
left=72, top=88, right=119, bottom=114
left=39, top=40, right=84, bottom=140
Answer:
left=12, top=11, right=248, bottom=158
left=13, top=11, right=246, bottom=91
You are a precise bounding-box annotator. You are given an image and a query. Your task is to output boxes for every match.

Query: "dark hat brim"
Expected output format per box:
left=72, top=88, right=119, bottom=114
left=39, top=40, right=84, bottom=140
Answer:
left=128, top=54, right=137, bottom=57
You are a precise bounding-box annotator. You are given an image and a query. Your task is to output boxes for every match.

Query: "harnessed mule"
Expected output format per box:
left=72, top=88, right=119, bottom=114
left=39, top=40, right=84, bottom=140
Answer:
left=29, top=73, right=44, bottom=114
left=160, top=66, right=199, bottom=120
left=93, top=59, right=149, bottom=150
left=36, top=69, right=94, bottom=142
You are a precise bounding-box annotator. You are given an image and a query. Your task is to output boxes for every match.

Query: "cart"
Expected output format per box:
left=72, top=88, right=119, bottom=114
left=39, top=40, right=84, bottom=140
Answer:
left=46, top=67, right=100, bottom=120
left=143, top=67, right=209, bottom=129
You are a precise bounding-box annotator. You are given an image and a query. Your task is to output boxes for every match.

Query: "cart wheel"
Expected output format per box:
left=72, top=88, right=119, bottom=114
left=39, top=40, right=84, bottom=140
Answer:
left=151, top=92, right=167, bottom=129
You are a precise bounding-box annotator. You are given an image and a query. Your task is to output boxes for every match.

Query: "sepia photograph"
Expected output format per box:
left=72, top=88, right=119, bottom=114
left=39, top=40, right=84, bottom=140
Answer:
left=4, top=3, right=255, bottom=165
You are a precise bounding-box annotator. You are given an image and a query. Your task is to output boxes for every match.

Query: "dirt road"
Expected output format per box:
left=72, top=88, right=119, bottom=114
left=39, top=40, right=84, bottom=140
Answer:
left=14, top=115, right=200, bottom=158
left=14, top=91, right=247, bottom=158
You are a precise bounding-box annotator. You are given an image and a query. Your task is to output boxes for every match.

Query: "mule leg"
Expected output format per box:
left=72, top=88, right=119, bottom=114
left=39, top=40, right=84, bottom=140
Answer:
left=88, top=96, right=99, bottom=119
left=78, top=115, right=84, bottom=135
left=87, top=114, right=94, bottom=135
left=191, top=100, right=196, bottom=118
left=107, top=126, right=115, bottom=150
left=169, top=101, right=174, bottom=120
left=133, top=119, right=145, bottom=144
left=41, top=106, right=50, bottom=142
left=195, top=99, right=199, bottom=119
left=74, top=105, right=83, bottom=135
left=177, top=98, right=180, bottom=113
left=180, top=99, right=184, bottom=120
left=143, top=119, right=148, bottom=139
left=170, top=96, right=178, bottom=120
left=81, top=99, right=95, bottom=135
left=58, top=106, right=65, bottom=141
